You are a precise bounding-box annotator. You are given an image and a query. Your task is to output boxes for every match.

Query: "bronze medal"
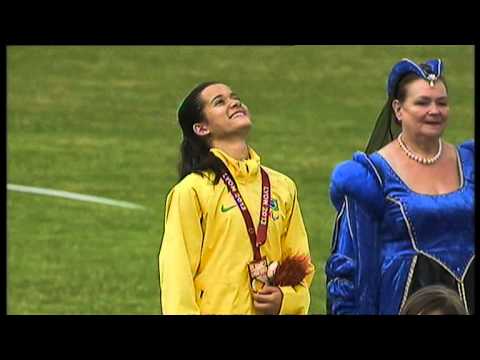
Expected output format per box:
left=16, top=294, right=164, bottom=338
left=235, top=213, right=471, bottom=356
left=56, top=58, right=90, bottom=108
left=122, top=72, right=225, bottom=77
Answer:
left=248, top=257, right=269, bottom=291
left=248, top=257, right=268, bottom=282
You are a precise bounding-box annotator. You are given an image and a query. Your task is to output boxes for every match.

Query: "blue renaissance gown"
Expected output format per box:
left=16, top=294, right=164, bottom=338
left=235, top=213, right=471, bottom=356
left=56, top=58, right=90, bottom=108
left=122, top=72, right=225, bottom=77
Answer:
left=326, top=140, right=475, bottom=314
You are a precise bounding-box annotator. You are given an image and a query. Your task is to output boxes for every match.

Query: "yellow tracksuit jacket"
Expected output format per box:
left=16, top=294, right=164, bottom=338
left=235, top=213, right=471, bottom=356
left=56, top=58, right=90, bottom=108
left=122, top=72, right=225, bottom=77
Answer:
left=159, top=147, right=314, bottom=314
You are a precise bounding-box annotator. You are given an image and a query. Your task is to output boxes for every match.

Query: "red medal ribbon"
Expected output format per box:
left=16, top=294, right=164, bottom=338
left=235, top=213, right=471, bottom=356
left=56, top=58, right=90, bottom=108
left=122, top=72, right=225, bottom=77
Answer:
left=220, top=166, right=271, bottom=261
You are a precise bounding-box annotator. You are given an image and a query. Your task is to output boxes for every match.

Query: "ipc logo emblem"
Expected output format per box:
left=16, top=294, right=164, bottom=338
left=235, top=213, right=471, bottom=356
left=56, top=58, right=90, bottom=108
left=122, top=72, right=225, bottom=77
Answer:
left=270, top=198, right=280, bottom=221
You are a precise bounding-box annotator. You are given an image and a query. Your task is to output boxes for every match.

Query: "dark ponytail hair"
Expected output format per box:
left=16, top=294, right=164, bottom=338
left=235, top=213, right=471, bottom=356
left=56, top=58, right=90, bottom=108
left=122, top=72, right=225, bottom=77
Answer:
left=400, top=285, right=466, bottom=315
left=177, top=81, right=225, bottom=184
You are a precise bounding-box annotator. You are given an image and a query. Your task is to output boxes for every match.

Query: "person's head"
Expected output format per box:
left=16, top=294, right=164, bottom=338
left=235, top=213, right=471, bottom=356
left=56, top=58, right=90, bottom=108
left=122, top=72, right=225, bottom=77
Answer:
left=177, top=82, right=251, bottom=182
left=400, top=285, right=467, bottom=315
left=390, top=60, right=449, bottom=140
left=365, top=58, right=448, bottom=154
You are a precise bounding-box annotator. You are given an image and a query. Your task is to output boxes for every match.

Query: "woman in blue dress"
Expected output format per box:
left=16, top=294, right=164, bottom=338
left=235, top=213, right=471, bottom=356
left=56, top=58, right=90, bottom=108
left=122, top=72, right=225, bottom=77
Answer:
left=326, top=58, right=474, bottom=314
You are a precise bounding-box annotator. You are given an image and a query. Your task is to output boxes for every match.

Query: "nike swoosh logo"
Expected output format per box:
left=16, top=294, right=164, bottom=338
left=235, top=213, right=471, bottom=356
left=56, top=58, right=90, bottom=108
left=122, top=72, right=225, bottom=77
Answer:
left=221, top=204, right=237, bottom=213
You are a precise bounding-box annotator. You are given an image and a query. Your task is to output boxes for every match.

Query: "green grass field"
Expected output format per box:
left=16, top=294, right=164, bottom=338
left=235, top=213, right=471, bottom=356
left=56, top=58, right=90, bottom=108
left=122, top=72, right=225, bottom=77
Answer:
left=7, top=45, right=474, bottom=314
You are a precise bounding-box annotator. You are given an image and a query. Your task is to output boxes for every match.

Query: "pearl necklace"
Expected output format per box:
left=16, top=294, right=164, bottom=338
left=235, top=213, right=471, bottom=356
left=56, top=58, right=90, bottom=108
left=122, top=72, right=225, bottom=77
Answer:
left=397, top=133, right=442, bottom=165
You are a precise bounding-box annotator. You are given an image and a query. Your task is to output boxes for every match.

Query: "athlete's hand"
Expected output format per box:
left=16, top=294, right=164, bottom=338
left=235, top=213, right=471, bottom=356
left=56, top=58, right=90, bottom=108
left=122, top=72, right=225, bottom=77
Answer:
left=252, top=285, right=283, bottom=315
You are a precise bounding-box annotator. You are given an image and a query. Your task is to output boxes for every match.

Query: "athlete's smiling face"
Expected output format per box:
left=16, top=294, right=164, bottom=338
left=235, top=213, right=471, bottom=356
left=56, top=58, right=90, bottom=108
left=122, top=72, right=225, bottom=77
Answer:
left=192, top=83, right=251, bottom=141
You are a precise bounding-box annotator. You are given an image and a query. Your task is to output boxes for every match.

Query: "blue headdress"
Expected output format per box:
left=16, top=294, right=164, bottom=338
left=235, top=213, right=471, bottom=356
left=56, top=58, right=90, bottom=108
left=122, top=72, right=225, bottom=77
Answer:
left=387, top=58, right=443, bottom=97
left=365, top=58, right=445, bottom=154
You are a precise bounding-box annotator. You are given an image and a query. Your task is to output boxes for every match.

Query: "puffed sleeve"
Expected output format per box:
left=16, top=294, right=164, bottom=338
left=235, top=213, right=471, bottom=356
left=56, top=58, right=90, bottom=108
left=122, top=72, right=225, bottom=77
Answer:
left=459, top=139, right=474, bottom=154
left=458, top=140, right=474, bottom=185
left=158, top=176, right=204, bottom=314
left=326, top=152, right=384, bottom=314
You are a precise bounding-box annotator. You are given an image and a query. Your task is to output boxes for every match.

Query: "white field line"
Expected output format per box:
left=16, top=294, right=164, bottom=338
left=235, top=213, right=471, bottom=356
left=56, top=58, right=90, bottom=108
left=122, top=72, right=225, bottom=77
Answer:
left=7, top=184, right=146, bottom=210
